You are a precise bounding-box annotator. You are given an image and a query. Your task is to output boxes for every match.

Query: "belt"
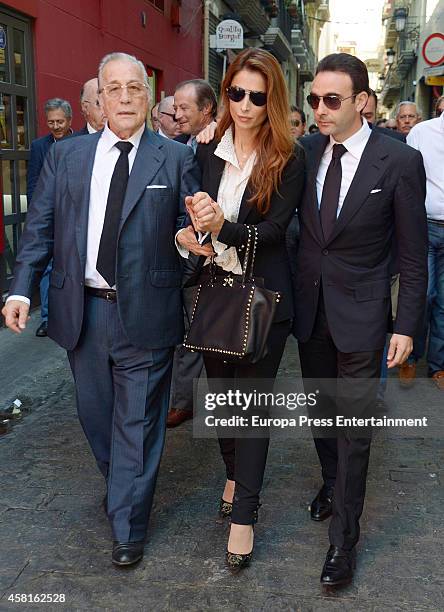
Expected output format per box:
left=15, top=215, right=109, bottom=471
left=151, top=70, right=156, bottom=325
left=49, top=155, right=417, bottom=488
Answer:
left=85, top=286, right=117, bottom=301
left=428, top=218, right=444, bottom=227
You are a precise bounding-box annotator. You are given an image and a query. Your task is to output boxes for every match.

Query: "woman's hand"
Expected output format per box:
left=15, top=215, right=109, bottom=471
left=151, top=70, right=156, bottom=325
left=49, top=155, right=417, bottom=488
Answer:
left=188, top=192, right=224, bottom=234
left=177, top=225, right=214, bottom=257
left=196, top=121, right=217, bottom=144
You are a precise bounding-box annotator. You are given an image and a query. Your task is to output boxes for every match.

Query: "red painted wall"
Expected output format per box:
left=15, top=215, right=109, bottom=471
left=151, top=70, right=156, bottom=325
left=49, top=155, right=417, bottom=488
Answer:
left=4, top=0, right=203, bottom=134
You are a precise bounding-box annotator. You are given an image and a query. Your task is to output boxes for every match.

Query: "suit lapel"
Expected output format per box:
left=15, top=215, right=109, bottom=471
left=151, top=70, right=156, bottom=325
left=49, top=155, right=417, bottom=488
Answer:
left=65, top=132, right=101, bottom=265
left=120, top=129, right=166, bottom=228
left=302, top=134, right=329, bottom=244
left=326, top=131, right=388, bottom=244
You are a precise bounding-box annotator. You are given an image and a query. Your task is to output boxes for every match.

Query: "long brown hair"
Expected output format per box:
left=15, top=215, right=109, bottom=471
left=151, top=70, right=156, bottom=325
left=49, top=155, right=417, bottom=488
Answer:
left=216, top=48, right=294, bottom=215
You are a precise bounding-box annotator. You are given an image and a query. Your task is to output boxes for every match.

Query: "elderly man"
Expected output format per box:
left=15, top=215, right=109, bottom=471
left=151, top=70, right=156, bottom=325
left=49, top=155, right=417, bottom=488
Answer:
left=150, top=102, right=160, bottom=132
left=78, top=77, right=105, bottom=134
left=157, top=95, right=181, bottom=139
left=166, top=79, right=218, bottom=428
left=3, top=52, right=210, bottom=566
left=27, top=98, right=73, bottom=337
left=396, top=100, right=420, bottom=135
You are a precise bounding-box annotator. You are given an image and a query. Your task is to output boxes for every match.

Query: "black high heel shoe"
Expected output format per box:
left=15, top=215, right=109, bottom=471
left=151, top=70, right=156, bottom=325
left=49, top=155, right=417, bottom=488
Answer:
left=226, top=504, right=260, bottom=573
left=219, top=498, right=233, bottom=519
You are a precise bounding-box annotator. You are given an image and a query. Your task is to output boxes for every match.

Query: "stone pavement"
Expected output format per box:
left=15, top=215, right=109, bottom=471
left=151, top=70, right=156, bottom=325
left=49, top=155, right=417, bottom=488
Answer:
left=0, top=319, right=442, bottom=611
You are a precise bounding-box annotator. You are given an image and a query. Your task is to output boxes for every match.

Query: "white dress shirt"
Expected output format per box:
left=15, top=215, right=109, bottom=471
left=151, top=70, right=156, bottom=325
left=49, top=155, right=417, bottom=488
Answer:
left=86, top=122, right=97, bottom=134
left=8, top=122, right=145, bottom=304
left=316, top=119, right=372, bottom=216
left=85, top=122, right=144, bottom=289
left=407, top=113, right=444, bottom=221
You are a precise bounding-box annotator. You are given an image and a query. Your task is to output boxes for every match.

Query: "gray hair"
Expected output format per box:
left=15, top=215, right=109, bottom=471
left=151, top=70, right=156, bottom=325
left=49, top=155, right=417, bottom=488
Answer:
left=396, top=100, right=418, bottom=116
left=44, top=98, right=72, bottom=119
left=98, top=52, right=150, bottom=91
left=158, top=96, right=175, bottom=113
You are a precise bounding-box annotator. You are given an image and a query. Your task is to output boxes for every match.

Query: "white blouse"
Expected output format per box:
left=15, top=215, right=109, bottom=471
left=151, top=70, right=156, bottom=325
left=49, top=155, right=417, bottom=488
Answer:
left=211, top=126, right=256, bottom=274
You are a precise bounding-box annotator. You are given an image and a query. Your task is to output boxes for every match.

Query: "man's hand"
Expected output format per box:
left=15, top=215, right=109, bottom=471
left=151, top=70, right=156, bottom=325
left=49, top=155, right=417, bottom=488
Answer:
left=189, top=192, right=224, bottom=234
left=196, top=121, right=217, bottom=144
left=387, top=333, right=413, bottom=369
left=177, top=225, right=214, bottom=257
left=2, top=300, right=31, bottom=334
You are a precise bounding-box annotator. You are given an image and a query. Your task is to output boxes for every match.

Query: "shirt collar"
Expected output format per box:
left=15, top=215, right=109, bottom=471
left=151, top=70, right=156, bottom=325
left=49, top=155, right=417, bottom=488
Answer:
left=101, top=122, right=145, bottom=153
left=326, top=119, right=372, bottom=160
left=158, top=127, right=169, bottom=139
left=215, top=125, right=255, bottom=170
left=87, top=122, right=97, bottom=134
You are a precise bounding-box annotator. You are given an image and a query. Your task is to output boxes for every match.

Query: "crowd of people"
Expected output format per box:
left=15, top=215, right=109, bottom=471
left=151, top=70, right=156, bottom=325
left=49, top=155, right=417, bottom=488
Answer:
left=1, top=47, right=442, bottom=593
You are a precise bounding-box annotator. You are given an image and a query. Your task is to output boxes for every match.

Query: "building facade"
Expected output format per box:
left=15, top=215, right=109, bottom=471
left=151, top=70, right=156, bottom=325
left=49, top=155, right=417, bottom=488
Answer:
left=0, top=0, right=202, bottom=289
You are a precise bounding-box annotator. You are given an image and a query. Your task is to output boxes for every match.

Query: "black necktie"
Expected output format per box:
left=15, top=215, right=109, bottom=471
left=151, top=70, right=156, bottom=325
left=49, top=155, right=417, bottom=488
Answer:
left=96, top=141, right=133, bottom=287
left=320, top=143, right=347, bottom=240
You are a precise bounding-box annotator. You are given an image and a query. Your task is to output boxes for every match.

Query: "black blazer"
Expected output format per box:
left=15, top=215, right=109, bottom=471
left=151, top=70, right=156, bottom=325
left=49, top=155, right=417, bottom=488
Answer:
left=295, top=130, right=428, bottom=352
left=195, top=141, right=305, bottom=322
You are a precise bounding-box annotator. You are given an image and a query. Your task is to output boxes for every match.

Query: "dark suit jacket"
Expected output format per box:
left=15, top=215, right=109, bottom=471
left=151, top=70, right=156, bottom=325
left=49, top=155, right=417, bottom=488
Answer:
left=26, top=134, right=54, bottom=201
left=11, top=129, right=201, bottom=350
left=195, top=141, right=305, bottom=322
left=295, top=130, right=427, bottom=352
left=174, top=134, right=189, bottom=145
left=372, top=124, right=405, bottom=142
left=73, top=125, right=89, bottom=136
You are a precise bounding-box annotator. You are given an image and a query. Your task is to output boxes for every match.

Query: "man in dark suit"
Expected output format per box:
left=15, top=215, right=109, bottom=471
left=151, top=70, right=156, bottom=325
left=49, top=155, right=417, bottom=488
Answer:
left=167, top=79, right=218, bottom=427
left=3, top=52, right=208, bottom=566
left=295, top=53, right=427, bottom=588
left=77, top=77, right=106, bottom=135
left=27, top=98, right=73, bottom=337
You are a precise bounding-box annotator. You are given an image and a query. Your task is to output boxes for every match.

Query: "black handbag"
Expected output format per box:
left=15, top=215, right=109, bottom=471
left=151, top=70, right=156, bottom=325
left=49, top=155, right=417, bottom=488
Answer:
left=183, top=225, right=281, bottom=364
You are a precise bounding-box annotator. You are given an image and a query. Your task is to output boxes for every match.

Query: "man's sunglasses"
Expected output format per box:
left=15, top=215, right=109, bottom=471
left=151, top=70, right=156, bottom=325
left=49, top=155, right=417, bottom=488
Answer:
left=291, top=119, right=301, bottom=127
left=226, top=86, right=267, bottom=107
left=307, top=93, right=356, bottom=111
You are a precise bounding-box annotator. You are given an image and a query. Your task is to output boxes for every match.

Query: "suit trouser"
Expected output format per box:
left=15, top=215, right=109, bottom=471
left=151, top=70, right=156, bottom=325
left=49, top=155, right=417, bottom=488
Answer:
left=298, top=294, right=382, bottom=550
left=204, top=320, right=291, bottom=525
left=67, top=294, right=173, bottom=542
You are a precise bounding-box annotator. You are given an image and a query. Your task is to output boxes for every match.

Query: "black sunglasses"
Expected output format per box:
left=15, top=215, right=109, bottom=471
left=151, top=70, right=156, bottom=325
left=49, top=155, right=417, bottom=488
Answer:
left=307, top=93, right=356, bottom=111
left=291, top=119, right=301, bottom=127
left=226, top=85, right=267, bottom=107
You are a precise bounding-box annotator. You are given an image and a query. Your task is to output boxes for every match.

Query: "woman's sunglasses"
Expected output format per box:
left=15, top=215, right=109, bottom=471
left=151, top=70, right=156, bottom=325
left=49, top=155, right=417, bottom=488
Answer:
left=226, top=86, right=267, bottom=107
left=307, top=93, right=356, bottom=111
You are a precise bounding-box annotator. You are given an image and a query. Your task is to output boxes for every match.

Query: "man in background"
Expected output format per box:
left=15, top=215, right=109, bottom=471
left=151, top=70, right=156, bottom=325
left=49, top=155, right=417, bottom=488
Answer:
left=27, top=98, right=73, bottom=337
left=150, top=102, right=160, bottom=132
left=157, top=96, right=181, bottom=139
left=78, top=78, right=106, bottom=134
left=290, top=105, right=306, bottom=141
left=396, top=100, right=420, bottom=136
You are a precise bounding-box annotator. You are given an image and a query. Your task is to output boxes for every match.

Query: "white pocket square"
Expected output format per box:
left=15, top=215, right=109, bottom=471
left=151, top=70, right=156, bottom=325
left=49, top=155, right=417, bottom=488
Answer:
left=370, top=188, right=382, bottom=194
left=146, top=185, right=168, bottom=189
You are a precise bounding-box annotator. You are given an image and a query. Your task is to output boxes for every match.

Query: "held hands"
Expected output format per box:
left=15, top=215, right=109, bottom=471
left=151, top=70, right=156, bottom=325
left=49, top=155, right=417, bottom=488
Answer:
left=387, top=333, right=413, bottom=369
left=176, top=224, right=214, bottom=257
left=185, top=192, right=224, bottom=234
left=2, top=300, right=30, bottom=334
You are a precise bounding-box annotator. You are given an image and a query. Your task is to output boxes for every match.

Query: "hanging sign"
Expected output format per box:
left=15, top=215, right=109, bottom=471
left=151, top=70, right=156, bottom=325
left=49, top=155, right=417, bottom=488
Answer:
left=214, top=20, right=243, bottom=49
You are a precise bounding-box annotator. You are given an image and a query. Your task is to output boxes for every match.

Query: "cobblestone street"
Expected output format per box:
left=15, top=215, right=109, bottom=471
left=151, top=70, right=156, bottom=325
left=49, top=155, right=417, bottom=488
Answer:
left=0, top=318, right=442, bottom=611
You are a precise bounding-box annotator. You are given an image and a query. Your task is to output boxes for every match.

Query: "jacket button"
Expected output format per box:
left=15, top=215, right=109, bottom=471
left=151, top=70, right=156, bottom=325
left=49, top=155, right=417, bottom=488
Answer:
left=322, top=249, right=329, bottom=255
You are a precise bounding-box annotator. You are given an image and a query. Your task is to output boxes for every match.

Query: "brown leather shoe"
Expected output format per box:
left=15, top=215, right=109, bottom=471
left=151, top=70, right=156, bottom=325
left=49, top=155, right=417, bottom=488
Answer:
left=431, top=371, right=444, bottom=390
left=167, top=408, right=193, bottom=428
left=399, top=362, right=416, bottom=387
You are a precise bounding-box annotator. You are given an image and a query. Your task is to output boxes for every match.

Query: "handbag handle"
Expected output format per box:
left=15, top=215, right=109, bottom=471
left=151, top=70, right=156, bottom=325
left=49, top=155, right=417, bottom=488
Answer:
left=241, top=224, right=258, bottom=285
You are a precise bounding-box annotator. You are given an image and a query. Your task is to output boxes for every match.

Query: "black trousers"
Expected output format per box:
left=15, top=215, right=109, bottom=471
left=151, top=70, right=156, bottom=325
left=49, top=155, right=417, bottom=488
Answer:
left=204, top=319, right=291, bottom=525
left=298, top=293, right=382, bottom=550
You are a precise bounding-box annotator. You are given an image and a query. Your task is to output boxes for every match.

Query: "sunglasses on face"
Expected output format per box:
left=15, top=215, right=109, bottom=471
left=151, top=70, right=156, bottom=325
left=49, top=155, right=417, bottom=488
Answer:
left=291, top=119, right=301, bottom=127
left=226, top=85, right=267, bottom=107
left=160, top=111, right=177, bottom=121
left=307, top=93, right=356, bottom=111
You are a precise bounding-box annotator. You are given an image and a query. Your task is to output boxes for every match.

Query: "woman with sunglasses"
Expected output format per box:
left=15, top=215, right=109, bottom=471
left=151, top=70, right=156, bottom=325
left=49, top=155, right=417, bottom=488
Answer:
left=181, top=47, right=305, bottom=571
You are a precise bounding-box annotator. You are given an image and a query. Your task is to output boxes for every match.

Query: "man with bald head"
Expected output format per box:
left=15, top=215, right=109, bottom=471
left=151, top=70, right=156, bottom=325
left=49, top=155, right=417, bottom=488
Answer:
left=157, top=96, right=181, bottom=139
left=396, top=101, right=420, bottom=136
left=78, top=78, right=105, bottom=134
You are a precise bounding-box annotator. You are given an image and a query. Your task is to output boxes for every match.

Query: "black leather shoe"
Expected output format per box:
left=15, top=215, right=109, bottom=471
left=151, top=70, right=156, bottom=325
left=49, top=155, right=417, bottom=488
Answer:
left=310, top=485, right=334, bottom=521
left=320, top=545, right=356, bottom=588
left=112, top=541, right=144, bottom=566
left=35, top=321, right=48, bottom=337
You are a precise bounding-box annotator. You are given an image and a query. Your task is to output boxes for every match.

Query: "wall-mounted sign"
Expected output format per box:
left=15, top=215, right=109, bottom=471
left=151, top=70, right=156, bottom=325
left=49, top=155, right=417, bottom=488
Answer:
left=422, top=33, right=444, bottom=66
left=425, top=75, right=444, bottom=86
left=0, top=26, right=6, bottom=50
left=214, top=19, right=243, bottom=50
